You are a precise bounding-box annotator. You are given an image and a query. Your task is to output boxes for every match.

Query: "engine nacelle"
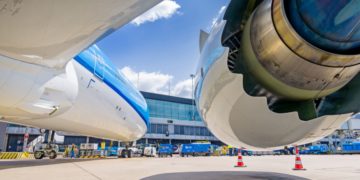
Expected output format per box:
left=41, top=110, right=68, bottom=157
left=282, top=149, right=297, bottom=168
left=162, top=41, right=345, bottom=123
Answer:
left=241, top=0, right=360, bottom=100
left=195, top=0, right=360, bottom=150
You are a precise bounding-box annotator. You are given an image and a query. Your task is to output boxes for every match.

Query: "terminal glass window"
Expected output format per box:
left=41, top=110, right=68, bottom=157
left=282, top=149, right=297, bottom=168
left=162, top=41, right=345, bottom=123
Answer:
left=146, top=99, right=202, bottom=121
left=148, top=123, right=168, bottom=134
left=174, top=125, right=213, bottom=137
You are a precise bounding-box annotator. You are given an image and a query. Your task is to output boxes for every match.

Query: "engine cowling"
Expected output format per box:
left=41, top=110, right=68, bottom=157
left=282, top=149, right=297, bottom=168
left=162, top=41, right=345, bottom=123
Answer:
left=234, top=0, right=360, bottom=121
left=241, top=0, right=360, bottom=100
left=195, top=0, right=360, bottom=149
left=218, top=0, right=360, bottom=120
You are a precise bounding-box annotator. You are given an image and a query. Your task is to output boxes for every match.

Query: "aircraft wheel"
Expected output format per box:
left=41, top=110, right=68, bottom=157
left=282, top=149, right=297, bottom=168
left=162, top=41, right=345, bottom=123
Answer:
left=49, top=150, right=57, bottom=159
left=34, top=151, right=44, bottom=159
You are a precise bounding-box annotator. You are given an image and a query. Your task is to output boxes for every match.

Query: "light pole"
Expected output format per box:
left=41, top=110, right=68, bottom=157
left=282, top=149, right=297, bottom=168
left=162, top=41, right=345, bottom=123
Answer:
left=137, top=72, right=140, bottom=89
left=23, top=127, right=29, bottom=152
left=190, top=74, right=195, bottom=121
left=168, top=80, right=171, bottom=96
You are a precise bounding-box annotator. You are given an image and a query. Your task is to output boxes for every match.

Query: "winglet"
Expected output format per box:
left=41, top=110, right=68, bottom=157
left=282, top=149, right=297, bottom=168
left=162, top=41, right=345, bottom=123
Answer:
left=199, top=30, right=210, bottom=53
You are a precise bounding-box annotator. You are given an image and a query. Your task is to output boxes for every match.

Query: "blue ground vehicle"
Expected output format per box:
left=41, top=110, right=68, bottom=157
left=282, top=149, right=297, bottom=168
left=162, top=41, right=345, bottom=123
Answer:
left=273, top=147, right=294, bottom=155
left=342, top=143, right=360, bottom=154
left=108, top=147, right=119, bottom=156
left=158, top=144, right=173, bottom=157
left=300, top=144, right=329, bottom=154
left=95, top=146, right=118, bottom=157
left=233, top=149, right=253, bottom=156
left=180, top=144, right=211, bottom=157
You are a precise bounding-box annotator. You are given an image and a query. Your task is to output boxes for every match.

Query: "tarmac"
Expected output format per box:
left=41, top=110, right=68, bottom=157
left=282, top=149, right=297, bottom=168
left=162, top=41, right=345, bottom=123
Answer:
left=0, top=155, right=359, bottom=180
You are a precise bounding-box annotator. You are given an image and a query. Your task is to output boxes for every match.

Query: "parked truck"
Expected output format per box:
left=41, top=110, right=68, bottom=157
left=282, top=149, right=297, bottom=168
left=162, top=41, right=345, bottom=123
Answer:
left=300, top=144, right=329, bottom=154
left=180, top=143, right=212, bottom=157
left=342, top=142, right=360, bottom=154
left=158, top=144, right=173, bottom=157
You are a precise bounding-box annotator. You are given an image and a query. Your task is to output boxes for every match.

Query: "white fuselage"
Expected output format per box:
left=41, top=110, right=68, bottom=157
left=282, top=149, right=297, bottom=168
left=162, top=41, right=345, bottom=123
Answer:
left=0, top=54, right=147, bottom=141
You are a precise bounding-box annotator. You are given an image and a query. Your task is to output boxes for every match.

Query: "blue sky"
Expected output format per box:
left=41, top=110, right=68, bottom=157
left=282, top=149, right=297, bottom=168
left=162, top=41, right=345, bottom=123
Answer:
left=97, top=0, right=230, bottom=97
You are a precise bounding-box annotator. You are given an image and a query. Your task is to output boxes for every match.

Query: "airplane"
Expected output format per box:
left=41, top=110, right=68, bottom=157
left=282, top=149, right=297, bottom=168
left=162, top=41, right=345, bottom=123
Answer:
left=0, top=0, right=162, bottom=157
left=2, top=0, right=358, bottom=156
left=195, top=0, right=360, bottom=150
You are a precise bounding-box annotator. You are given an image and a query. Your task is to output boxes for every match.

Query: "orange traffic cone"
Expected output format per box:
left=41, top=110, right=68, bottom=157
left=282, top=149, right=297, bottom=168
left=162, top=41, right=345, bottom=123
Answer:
left=293, top=146, right=306, bottom=170
left=234, top=149, right=246, bottom=167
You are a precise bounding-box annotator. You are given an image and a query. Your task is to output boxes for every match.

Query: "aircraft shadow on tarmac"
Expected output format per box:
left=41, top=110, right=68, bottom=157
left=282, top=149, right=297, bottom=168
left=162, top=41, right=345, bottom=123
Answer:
left=0, top=159, right=98, bottom=170
left=141, top=171, right=309, bottom=180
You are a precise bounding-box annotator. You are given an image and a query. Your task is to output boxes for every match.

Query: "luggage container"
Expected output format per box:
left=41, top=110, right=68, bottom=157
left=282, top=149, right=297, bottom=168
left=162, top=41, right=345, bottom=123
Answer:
left=79, top=143, right=99, bottom=157
left=86, top=143, right=98, bottom=150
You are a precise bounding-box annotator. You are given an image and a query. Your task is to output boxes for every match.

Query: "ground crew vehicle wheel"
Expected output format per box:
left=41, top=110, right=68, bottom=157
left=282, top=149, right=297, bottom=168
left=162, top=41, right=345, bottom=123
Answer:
left=121, top=150, right=127, bottom=158
left=34, top=151, right=44, bottom=159
left=121, top=149, right=132, bottom=158
left=49, top=150, right=57, bottom=159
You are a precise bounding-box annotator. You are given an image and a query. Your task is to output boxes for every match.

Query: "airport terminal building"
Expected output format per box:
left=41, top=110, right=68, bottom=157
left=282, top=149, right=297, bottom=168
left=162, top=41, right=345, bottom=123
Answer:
left=0, top=92, right=222, bottom=152
left=1, top=91, right=359, bottom=152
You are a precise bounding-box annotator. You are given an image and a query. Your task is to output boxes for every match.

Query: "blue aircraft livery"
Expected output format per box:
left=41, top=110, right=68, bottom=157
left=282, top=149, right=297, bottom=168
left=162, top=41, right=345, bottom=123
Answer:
left=74, top=45, right=149, bottom=127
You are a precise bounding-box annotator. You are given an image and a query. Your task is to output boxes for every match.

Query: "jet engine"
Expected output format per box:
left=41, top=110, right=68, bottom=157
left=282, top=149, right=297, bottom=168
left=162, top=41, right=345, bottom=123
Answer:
left=196, top=0, right=360, bottom=149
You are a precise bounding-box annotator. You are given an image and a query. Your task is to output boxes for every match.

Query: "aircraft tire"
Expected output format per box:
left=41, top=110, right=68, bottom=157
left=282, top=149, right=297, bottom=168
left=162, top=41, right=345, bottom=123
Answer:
left=49, top=150, right=57, bottom=159
left=34, top=151, right=44, bottom=159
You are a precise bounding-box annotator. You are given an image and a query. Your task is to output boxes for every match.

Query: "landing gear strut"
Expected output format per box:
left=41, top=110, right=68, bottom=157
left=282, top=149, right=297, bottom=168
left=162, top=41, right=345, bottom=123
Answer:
left=118, top=142, right=133, bottom=158
left=34, top=130, right=59, bottom=160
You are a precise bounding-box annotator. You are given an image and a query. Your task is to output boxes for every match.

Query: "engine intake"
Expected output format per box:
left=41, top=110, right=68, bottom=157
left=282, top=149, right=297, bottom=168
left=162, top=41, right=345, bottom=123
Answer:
left=239, top=0, right=360, bottom=100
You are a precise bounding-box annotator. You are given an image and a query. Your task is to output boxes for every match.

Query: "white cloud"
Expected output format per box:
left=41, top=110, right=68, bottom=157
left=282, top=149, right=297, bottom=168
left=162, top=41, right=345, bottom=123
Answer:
left=120, top=66, right=193, bottom=98
left=208, top=6, right=227, bottom=31
left=131, top=0, right=181, bottom=26
left=173, top=79, right=193, bottom=98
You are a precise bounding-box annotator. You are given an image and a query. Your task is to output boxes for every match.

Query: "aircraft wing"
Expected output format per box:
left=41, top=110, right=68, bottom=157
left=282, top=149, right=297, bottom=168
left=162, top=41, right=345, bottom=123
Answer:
left=0, top=0, right=161, bottom=69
